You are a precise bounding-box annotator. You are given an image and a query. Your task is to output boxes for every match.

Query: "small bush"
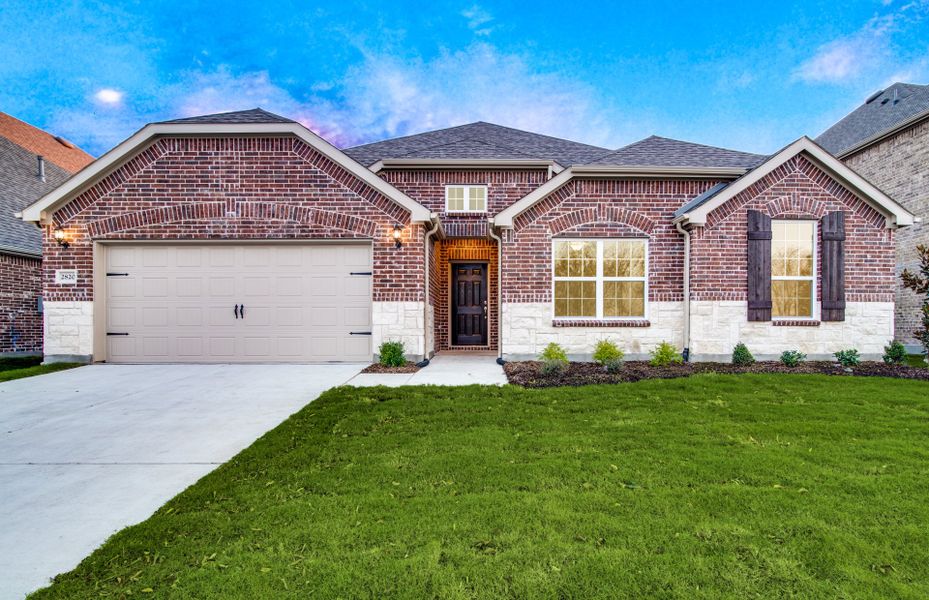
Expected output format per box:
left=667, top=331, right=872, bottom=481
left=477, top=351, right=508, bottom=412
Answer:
left=731, top=342, right=755, bottom=366
left=539, top=342, right=569, bottom=364
left=834, top=348, right=861, bottom=368
left=603, top=358, right=624, bottom=374
left=650, top=341, right=684, bottom=367
left=593, top=340, right=624, bottom=366
left=780, top=350, right=806, bottom=368
left=540, top=359, right=567, bottom=377
left=883, top=340, right=908, bottom=365
left=378, top=341, right=406, bottom=367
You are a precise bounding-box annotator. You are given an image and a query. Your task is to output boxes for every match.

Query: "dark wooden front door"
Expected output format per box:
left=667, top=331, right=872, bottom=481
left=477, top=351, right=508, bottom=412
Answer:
left=452, top=263, right=487, bottom=346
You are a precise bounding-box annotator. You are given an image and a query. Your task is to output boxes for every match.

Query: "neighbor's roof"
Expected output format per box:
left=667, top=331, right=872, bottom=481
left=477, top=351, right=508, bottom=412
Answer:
left=158, top=108, right=296, bottom=125
left=0, top=112, right=94, bottom=173
left=816, top=82, right=929, bottom=156
left=591, top=136, right=767, bottom=169
left=0, top=137, right=75, bottom=256
left=343, top=121, right=612, bottom=167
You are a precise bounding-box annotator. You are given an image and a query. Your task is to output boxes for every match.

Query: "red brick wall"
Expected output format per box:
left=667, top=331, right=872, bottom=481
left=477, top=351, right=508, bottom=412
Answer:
left=44, top=136, right=424, bottom=303
left=433, top=238, right=498, bottom=351
left=0, top=253, right=42, bottom=354
left=503, top=179, right=725, bottom=302
left=693, top=155, right=894, bottom=302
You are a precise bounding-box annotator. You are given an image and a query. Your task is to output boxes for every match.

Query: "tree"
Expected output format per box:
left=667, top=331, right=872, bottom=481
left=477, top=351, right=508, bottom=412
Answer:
left=901, top=244, right=929, bottom=355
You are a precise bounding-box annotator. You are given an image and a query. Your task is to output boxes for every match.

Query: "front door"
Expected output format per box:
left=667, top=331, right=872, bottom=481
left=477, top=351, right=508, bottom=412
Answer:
left=451, top=263, right=487, bottom=346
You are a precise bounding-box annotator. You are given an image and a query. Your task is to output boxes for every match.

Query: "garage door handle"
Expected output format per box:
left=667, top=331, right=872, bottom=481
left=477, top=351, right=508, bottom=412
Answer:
left=234, top=304, right=240, bottom=319
left=349, top=331, right=372, bottom=335
left=240, top=304, right=245, bottom=319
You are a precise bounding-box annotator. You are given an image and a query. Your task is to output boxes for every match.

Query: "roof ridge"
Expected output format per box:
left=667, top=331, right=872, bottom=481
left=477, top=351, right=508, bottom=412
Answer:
left=343, top=122, right=481, bottom=151
left=470, top=121, right=611, bottom=151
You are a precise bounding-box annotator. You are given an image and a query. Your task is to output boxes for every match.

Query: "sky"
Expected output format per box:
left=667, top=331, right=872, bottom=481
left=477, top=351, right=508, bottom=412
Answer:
left=1, top=0, right=928, bottom=157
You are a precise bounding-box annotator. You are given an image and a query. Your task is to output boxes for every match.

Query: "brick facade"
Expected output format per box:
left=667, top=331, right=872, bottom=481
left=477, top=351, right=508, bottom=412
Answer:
left=432, top=238, right=498, bottom=351
left=44, top=137, right=424, bottom=305
left=842, top=118, right=929, bottom=345
left=0, top=253, right=42, bottom=355
left=694, top=155, right=894, bottom=303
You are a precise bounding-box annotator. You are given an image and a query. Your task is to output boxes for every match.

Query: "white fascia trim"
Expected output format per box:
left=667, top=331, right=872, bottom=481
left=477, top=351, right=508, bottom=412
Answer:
left=20, top=122, right=432, bottom=224
left=677, top=137, right=915, bottom=228
left=370, top=158, right=565, bottom=174
left=493, top=164, right=746, bottom=228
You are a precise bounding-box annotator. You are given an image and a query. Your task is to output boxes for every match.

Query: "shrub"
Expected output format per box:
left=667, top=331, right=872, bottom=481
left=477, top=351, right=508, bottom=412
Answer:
left=378, top=341, right=406, bottom=367
left=539, top=342, right=569, bottom=364
left=593, top=340, right=624, bottom=366
left=883, top=340, right=908, bottom=365
left=901, top=244, right=929, bottom=355
left=650, top=341, right=684, bottom=367
left=603, top=358, right=624, bottom=374
left=731, top=342, right=755, bottom=366
left=780, top=350, right=806, bottom=368
left=541, top=359, right=567, bottom=377
left=834, top=348, right=861, bottom=368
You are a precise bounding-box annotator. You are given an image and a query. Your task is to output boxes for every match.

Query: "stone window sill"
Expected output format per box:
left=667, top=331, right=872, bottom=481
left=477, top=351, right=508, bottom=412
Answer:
left=773, top=320, right=821, bottom=327
left=552, top=319, right=651, bottom=328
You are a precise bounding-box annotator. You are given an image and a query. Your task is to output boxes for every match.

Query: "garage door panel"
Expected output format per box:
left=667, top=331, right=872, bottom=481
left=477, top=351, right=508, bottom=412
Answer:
left=106, top=243, right=372, bottom=363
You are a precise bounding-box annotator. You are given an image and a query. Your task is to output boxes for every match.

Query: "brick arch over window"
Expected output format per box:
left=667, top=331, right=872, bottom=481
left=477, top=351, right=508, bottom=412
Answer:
left=83, top=204, right=379, bottom=238
left=548, top=205, right=654, bottom=236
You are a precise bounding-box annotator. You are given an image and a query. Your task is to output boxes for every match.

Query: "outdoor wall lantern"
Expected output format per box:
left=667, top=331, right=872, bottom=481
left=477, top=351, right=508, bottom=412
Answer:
left=392, top=224, right=403, bottom=248
left=53, top=227, right=70, bottom=249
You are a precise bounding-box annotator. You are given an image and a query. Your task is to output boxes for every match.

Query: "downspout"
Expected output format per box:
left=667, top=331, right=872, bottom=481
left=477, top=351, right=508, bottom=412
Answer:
left=487, top=221, right=505, bottom=365
left=417, top=215, right=441, bottom=368
left=675, top=221, right=691, bottom=362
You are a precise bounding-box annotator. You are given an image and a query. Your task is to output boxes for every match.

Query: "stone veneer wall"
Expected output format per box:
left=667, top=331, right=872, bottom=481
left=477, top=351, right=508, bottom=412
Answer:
left=43, top=300, right=94, bottom=362
left=372, top=301, right=426, bottom=360
left=842, top=118, right=929, bottom=348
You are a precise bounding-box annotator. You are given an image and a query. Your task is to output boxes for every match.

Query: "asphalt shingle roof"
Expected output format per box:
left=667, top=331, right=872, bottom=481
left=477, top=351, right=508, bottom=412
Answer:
left=590, top=135, right=767, bottom=169
left=816, top=82, right=929, bottom=156
left=343, top=122, right=612, bottom=167
left=0, top=137, right=73, bottom=256
left=159, top=108, right=295, bottom=125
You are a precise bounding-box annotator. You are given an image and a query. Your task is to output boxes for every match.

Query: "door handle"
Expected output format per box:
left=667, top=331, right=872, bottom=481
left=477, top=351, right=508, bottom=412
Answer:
left=234, top=304, right=240, bottom=319
left=240, top=304, right=245, bottom=319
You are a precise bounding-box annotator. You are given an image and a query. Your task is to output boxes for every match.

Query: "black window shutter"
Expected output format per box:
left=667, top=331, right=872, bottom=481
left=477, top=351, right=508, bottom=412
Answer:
left=821, top=211, right=846, bottom=322
left=747, top=209, right=772, bottom=321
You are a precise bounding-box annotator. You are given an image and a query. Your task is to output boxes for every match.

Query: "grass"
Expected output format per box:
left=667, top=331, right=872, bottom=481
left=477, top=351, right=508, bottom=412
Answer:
left=0, top=357, right=81, bottom=382
left=32, top=375, right=929, bottom=599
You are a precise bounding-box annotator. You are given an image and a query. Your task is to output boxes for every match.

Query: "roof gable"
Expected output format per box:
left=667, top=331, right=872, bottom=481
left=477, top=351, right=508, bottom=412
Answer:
left=343, top=121, right=611, bottom=167
left=0, top=112, right=94, bottom=173
left=675, top=137, right=914, bottom=228
left=816, top=82, right=929, bottom=156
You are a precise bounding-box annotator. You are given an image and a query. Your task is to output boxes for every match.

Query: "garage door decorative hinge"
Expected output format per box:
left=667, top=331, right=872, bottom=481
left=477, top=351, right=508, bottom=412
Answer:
left=349, top=271, right=373, bottom=276
left=106, top=332, right=130, bottom=336
left=349, top=331, right=372, bottom=335
left=106, top=272, right=129, bottom=277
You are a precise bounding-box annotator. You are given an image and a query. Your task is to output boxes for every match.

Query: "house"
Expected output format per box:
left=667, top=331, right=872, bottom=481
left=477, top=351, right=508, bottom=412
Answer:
left=0, top=112, right=93, bottom=356
left=19, top=108, right=913, bottom=364
left=817, top=82, right=929, bottom=351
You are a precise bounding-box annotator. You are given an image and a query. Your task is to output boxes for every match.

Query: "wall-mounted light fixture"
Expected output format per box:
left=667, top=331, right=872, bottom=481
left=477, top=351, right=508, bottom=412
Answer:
left=392, top=224, right=403, bottom=249
left=53, top=228, right=70, bottom=249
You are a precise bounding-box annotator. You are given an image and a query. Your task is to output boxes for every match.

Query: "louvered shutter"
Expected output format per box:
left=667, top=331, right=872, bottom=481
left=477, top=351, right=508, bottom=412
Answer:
left=747, top=209, right=772, bottom=321
left=821, top=211, right=846, bottom=322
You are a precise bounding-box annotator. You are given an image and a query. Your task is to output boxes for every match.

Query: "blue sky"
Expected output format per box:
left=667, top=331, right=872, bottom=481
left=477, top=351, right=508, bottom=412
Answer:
left=2, top=0, right=928, bottom=157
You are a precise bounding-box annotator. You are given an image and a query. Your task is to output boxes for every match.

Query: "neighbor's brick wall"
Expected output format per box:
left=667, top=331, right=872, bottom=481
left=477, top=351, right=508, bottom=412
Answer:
left=843, top=118, right=929, bottom=344
left=502, top=179, right=725, bottom=302
left=43, top=136, right=424, bottom=303
left=0, top=253, right=42, bottom=354
left=694, top=154, right=895, bottom=303
left=433, top=238, right=498, bottom=351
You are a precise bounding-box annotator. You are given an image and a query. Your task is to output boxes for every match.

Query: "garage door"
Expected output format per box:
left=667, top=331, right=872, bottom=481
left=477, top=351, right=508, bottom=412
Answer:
left=104, top=243, right=372, bottom=363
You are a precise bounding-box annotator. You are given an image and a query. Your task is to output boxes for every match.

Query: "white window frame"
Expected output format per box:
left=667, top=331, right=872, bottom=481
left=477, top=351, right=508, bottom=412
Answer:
left=551, top=238, right=649, bottom=321
left=771, top=219, right=818, bottom=321
left=445, top=185, right=487, bottom=213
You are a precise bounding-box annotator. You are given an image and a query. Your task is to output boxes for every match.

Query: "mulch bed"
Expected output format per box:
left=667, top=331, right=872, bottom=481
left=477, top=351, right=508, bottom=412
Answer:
left=504, top=360, right=929, bottom=388
left=361, top=362, right=421, bottom=374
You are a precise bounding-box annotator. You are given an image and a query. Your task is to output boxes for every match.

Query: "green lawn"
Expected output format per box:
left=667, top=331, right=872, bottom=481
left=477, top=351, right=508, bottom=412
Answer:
left=32, top=375, right=929, bottom=599
left=0, top=357, right=81, bottom=382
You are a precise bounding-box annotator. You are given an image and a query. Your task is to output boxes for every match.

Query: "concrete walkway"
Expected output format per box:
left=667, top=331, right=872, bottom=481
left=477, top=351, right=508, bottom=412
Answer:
left=347, top=353, right=508, bottom=386
left=0, top=363, right=363, bottom=600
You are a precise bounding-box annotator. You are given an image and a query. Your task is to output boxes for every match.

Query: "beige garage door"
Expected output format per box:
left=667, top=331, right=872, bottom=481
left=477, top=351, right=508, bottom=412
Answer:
left=104, top=243, right=372, bottom=363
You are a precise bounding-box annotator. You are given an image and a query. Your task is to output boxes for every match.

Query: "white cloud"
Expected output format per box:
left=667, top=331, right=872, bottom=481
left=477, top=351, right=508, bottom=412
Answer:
left=94, top=88, right=124, bottom=105
left=461, top=5, right=494, bottom=36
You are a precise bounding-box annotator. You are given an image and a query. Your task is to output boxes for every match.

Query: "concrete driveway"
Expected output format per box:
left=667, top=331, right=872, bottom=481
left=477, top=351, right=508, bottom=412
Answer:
left=0, top=363, right=362, bottom=600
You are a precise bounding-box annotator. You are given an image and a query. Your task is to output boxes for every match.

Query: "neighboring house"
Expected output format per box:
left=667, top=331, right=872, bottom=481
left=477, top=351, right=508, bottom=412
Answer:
left=20, top=109, right=912, bottom=364
left=817, top=82, right=929, bottom=351
left=0, top=112, right=93, bottom=356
